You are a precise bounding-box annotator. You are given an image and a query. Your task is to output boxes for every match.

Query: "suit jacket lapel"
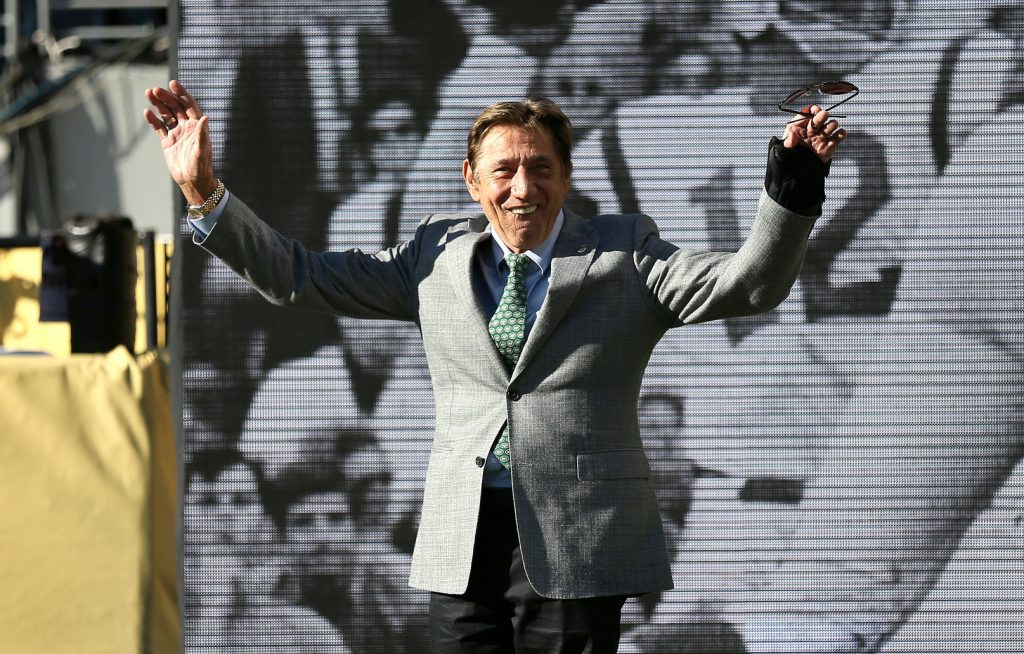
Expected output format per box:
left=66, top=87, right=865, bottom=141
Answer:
left=513, top=209, right=598, bottom=378
left=445, top=216, right=511, bottom=376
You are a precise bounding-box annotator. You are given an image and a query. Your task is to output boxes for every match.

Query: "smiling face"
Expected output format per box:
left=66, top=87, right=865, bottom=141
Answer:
left=463, top=124, right=571, bottom=253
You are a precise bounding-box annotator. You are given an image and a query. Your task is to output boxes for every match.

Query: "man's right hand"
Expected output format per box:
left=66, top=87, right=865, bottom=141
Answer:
left=144, top=80, right=219, bottom=205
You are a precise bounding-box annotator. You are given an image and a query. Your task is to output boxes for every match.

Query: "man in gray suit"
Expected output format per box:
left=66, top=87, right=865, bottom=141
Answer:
left=146, top=80, right=844, bottom=652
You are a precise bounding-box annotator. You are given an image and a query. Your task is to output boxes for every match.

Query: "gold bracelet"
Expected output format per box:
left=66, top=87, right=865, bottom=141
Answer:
left=187, top=179, right=226, bottom=218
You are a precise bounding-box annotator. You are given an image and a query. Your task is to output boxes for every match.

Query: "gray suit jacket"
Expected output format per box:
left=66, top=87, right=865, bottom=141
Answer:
left=200, top=191, right=816, bottom=599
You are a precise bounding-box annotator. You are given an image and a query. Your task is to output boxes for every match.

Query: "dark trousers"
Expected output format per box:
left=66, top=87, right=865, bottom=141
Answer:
left=429, top=489, right=627, bottom=654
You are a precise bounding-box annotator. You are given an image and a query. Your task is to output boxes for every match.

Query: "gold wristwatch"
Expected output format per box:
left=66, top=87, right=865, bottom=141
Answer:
left=186, top=179, right=226, bottom=218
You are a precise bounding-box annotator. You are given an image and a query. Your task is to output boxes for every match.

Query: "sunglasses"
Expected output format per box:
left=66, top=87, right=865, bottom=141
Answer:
left=778, top=81, right=859, bottom=122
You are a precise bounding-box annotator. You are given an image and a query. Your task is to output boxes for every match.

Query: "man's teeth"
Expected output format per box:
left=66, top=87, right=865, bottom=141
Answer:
left=510, top=206, right=538, bottom=215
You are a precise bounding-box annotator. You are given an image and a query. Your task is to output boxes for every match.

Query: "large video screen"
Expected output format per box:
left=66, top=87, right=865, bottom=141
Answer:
left=176, top=2, right=1024, bottom=652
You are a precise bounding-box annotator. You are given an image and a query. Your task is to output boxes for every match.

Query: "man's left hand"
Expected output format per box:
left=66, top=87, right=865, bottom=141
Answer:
left=783, top=104, right=845, bottom=163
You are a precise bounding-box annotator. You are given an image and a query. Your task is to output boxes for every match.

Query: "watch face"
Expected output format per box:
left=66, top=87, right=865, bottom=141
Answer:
left=187, top=207, right=205, bottom=218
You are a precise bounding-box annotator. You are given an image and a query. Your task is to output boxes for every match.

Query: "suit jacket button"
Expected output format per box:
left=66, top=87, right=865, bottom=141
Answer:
left=507, top=389, right=522, bottom=401
left=475, top=456, right=486, bottom=467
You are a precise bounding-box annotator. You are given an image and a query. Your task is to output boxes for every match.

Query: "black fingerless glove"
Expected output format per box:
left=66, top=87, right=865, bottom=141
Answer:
left=763, top=136, right=831, bottom=216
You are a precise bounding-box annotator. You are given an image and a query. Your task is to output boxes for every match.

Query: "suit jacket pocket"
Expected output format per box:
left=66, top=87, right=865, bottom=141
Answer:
left=577, top=448, right=651, bottom=481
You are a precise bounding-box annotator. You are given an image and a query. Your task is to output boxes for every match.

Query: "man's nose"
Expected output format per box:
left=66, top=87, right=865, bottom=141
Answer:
left=510, top=167, right=533, bottom=198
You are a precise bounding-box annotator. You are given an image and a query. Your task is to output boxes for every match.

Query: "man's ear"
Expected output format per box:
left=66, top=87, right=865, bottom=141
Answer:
left=463, top=159, right=481, bottom=201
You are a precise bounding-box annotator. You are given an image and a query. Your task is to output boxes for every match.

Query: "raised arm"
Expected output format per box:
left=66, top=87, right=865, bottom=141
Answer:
left=144, top=80, right=421, bottom=323
left=636, top=106, right=845, bottom=326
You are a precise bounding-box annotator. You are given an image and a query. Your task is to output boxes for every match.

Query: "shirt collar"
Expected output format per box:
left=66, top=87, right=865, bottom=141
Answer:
left=486, top=209, right=564, bottom=275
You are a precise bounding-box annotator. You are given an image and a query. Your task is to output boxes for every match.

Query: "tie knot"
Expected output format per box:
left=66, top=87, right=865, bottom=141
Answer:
left=505, top=253, right=528, bottom=278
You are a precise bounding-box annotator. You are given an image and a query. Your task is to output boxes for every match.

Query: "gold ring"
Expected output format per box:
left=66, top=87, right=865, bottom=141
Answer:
left=160, top=115, right=178, bottom=130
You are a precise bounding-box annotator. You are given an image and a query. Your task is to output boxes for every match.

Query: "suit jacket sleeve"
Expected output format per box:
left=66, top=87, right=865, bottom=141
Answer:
left=634, top=191, right=817, bottom=327
left=197, top=193, right=422, bottom=323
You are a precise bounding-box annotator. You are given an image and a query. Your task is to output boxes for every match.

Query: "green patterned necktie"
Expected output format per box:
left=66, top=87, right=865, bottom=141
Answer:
left=488, top=253, right=529, bottom=468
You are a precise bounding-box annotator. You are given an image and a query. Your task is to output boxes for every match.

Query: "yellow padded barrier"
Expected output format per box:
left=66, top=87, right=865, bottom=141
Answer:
left=0, top=347, right=179, bottom=653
